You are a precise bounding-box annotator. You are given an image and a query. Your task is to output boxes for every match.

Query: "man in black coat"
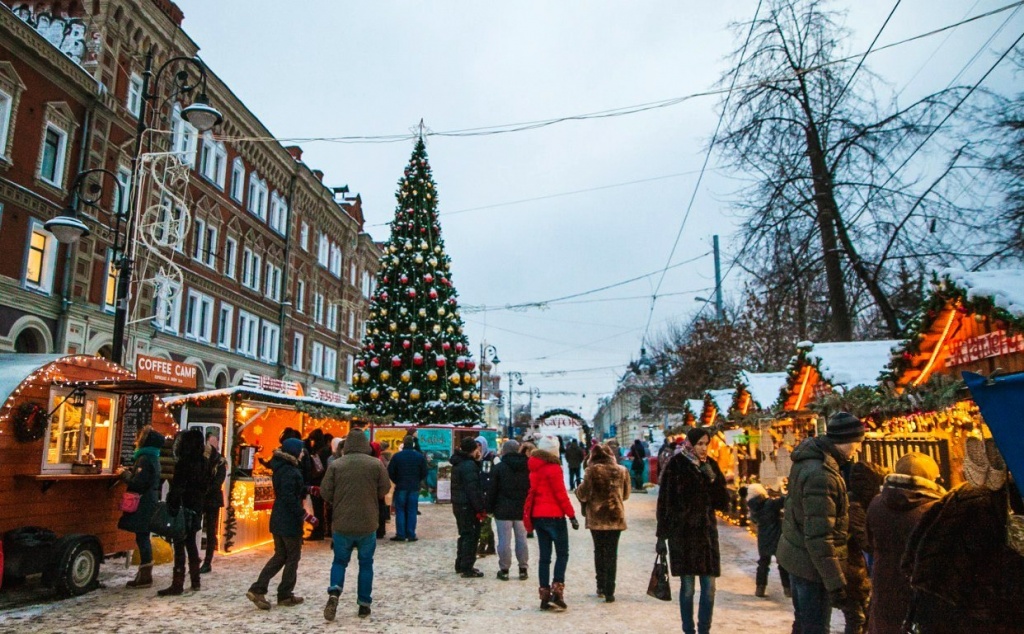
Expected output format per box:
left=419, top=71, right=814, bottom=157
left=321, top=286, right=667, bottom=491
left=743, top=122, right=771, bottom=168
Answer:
left=450, top=437, right=486, bottom=578
left=565, top=439, right=584, bottom=491
left=200, top=430, right=227, bottom=574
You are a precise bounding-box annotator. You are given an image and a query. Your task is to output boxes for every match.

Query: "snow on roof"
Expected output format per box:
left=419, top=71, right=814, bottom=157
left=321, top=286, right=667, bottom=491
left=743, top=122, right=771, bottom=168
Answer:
left=806, top=340, right=902, bottom=388
left=0, top=354, right=65, bottom=405
left=739, top=371, right=790, bottom=409
left=686, top=398, right=704, bottom=414
left=942, top=267, right=1024, bottom=318
left=162, top=386, right=355, bottom=410
left=708, top=389, right=734, bottom=414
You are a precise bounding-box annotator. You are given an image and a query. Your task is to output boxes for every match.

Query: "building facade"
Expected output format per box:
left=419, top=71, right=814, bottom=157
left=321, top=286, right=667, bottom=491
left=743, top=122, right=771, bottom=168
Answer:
left=0, top=0, right=380, bottom=395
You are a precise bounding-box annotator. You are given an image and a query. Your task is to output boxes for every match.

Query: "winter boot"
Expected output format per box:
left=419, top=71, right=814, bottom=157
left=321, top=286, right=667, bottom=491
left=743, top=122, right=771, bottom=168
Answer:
left=756, top=584, right=767, bottom=598
left=126, top=563, right=153, bottom=589
left=199, top=561, right=212, bottom=574
left=157, top=568, right=185, bottom=596
left=551, top=582, right=568, bottom=611
left=519, top=566, right=529, bottom=581
left=189, top=569, right=201, bottom=591
left=539, top=586, right=553, bottom=611
left=324, top=594, right=339, bottom=621
left=783, top=585, right=792, bottom=598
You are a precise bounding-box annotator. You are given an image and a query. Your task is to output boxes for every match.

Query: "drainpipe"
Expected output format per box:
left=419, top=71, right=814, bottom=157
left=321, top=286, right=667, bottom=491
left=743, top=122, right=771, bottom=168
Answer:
left=56, top=103, right=94, bottom=353
left=277, top=168, right=298, bottom=378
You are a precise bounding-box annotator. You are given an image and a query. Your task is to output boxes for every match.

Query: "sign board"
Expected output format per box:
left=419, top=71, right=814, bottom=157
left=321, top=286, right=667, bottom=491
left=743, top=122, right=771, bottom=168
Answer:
left=254, top=475, right=274, bottom=511
left=947, top=329, right=1024, bottom=367
left=241, top=373, right=301, bottom=396
left=119, top=394, right=154, bottom=466
left=308, top=386, right=345, bottom=404
left=373, top=428, right=408, bottom=453
left=418, top=428, right=453, bottom=456
left=136, top=355, right=198, bottom=389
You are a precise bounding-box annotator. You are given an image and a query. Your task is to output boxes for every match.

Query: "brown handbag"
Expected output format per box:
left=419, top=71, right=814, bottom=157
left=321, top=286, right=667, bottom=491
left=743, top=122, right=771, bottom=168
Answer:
left=646, top=553, right=672, bottom=601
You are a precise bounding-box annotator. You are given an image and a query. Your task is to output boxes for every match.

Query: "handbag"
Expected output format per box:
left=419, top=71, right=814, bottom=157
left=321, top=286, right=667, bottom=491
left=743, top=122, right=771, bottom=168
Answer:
left=646, top=552, right=672, bottom=601
left=120, top=491, right=141, bottom=513
left=149, top=501, right=187, bottom=541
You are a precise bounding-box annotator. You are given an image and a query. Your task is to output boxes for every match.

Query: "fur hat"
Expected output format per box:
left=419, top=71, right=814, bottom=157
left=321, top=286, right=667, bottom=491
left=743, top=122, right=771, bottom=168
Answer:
left=964, top=436, right=1007, bottom=490
left=537, top=436, right=559, bottom=455
left=894, top=452, right=940, bottom=481
left=282, top=438, right=304, bottom=457
left=826, top=411, right=865, bottom=444
left=746, top=483, right=768, bottom=501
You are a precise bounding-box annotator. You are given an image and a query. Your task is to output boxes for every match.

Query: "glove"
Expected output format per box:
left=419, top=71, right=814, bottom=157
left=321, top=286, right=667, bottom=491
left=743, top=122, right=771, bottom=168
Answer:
left=569, top=517, right=579, bottom=530
left=304, top=513, right=318, bottom=527
left=475, top=511, right=488, bottom=522
left=829, top=587, right=848, bottom=608
left=656, top=538, right=668, bottom=556
left=308, top=485, right=321, bottom=498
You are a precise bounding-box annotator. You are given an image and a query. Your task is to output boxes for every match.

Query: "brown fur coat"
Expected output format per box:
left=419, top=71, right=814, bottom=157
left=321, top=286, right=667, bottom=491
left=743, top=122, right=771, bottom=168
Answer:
left=576, top=445, right=630, bottom=531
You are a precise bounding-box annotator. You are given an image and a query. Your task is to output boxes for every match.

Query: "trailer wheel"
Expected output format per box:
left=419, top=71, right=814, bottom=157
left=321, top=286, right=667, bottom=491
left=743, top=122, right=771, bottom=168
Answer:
left=52, top=536, right=101, bottom=597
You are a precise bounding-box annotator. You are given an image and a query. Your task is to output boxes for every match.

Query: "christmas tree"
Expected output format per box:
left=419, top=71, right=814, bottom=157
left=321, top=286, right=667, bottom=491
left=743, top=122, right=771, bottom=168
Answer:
left=348, top=137, right=484, bottom=426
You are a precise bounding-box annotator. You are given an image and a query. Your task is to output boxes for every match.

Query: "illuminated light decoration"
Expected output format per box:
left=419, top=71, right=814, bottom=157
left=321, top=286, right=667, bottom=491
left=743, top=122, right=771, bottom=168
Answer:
left=912, top=306, right=958, bottom=388
left=795, top=367, right=813, bottom=411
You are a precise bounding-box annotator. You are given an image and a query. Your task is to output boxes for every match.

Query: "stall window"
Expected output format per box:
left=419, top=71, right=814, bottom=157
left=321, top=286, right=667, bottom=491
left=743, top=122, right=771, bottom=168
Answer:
left=44, top=389, right=117, bottom=472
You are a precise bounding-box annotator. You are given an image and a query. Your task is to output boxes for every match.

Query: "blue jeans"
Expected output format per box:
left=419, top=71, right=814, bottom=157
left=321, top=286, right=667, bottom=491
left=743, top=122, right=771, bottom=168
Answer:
left=393, top=489, right=419, bottom=539
left=790, top=573, right=831, bottom=634
left=329, top=532, right=376, bottom=606
left=135, top=532, right=152, bottom=566
left=533, top=517, right=569, bottom=587
left=680, top=575, right=716, bottom=634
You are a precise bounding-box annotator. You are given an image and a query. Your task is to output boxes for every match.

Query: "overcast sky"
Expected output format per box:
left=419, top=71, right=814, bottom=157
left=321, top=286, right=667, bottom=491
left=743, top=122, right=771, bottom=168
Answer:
left=175, top=0, right=1022, bottom=419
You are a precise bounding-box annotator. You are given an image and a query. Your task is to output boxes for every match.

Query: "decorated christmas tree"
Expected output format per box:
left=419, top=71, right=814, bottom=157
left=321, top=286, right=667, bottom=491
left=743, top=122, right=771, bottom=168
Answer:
left=348, top=137, right=484, bottom=425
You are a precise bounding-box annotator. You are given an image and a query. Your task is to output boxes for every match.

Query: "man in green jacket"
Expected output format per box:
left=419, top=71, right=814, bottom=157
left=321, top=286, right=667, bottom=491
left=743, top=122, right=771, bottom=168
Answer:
left=776, top=412, right=864, bottom=634
left=320, top=428, right=390, bottom=621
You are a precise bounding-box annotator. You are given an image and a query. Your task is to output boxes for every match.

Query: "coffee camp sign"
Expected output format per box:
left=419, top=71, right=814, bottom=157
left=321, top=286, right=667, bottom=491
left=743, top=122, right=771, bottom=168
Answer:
left=136, top=355, right=198, bottom=389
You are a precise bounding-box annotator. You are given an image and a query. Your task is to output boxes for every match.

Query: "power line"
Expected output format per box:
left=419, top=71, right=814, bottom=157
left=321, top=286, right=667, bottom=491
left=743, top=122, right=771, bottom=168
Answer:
left=828, top=0, right=902, bottom=118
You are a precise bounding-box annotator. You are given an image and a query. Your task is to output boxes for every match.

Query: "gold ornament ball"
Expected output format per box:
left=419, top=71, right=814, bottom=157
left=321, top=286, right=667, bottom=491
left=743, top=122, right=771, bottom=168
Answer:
left=463, top=372, right=473, bottom=383
left=429, top=257, right=438, bottom=267
left=389, top=245, right=397, bottom=254
left=404, top=241, right=413, bottom=251
left=419, top=240, right=428, bottom=250
left=418, top=308, right=427, bottom=317
left=380, top=370, right=391, bottom=381
left=348, top=393, right=359, bottom=403
left=401, top=371, right=412, bottom=383
left=380, top=308, right=388, bottom=316
left=370, top=389, right=380, bottom=400
left=437, top=307, right=446, bottom=316
left=439, top=392, right=448, bottom=401
left=434, top=246, right=442, bottom=254
left=361, top=372, right=370, bottom=383
left=390, top=390, right=400, bottom=401
left=432, top=324, right=442, bottom=334
left=427, top=370, right=439, bottom=381
left=410, top=389, right=421, bottom=401
left=446, top=326, right=455, bottom=334
left=389, top=322, right=397, bottom=332
left=450, top=374, right=461, bottom=385
left=409, top=323, right=418, bottom=333
left=415, top=255, right=424, bottom=264
left=462, top=390, right=470, bottom=399
left=373, top=328, right=380, bottom=335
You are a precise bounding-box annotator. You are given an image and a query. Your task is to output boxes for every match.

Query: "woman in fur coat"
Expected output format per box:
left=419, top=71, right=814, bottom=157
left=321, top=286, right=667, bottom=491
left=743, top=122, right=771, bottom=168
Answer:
left=575, top=443, right=630, bottom=602
left=656, top=427, right=730, bottom=634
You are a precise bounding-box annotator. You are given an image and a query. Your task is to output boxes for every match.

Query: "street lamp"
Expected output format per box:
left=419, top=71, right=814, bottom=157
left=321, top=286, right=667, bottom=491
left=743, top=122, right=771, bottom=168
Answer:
left=45, top=49, right=222, bottom=366
left=507, top=371, right=523, bottom=438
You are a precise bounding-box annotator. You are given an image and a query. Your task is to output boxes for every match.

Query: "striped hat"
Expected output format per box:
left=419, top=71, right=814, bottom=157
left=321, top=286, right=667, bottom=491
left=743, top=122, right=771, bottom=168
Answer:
left=826, top=412, right=865, bottom=444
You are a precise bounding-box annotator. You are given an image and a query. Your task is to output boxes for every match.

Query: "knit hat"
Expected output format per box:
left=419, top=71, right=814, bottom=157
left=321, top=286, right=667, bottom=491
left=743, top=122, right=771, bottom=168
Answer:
left=686, top=427, right=711, bottom=447
left=537, top=436, right=559, bottom=455
left=282, top=438, right=304, bottom=457
left=894, top=452, right=940, bottom=481
left=746, top=483, right=768, bottom=501
left=826, top=412, right=865, bottom=444
left=460, top=437, right=479, bottom=454
left=501, top=439, right=520, bottom=456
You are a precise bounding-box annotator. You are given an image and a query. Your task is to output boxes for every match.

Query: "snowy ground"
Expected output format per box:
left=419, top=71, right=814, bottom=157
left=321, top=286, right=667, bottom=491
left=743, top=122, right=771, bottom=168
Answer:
left=0, top=488, right=845, bottom=633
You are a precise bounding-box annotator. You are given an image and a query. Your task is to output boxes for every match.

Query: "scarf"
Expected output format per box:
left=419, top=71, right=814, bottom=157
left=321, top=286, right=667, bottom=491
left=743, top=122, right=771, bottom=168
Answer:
left=133, top=446, right=161, bottom=460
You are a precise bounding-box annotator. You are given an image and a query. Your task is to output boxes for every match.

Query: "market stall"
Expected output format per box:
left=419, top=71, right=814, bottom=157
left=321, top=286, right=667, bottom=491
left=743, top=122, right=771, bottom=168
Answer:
left=163, top=380, right=356, bottom=554
left=0, top=354, right=180, bottom=596
left=728, top=371, right=789, bottom=480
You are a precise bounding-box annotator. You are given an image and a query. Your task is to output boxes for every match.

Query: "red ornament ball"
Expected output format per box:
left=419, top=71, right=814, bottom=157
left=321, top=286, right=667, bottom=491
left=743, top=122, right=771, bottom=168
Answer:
left=436, top=356, right=447, bottom=368
left=400, top=274, right=409, bottom=284
left=391, top=356, right=403, bottom=367
left=429, top=288, right=438, bottom=300
left=424, top=342, right=433, bottom=351
left=413, top=353, right=424, bottom=366
left=442, top=342, right=451, bottom=351
left=408, top=289, right=417, bottom=298
left=455, top=343, right=464, bottom=352
left=424, top=274, right=434, bottom=283
left=456, top=357, right=466, bottom=369
left=402, top=340, right=411, bottom=349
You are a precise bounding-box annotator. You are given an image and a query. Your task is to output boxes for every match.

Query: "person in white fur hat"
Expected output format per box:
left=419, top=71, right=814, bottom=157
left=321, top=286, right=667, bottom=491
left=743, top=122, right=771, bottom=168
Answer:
left=746, top=483, right=790, bottom=599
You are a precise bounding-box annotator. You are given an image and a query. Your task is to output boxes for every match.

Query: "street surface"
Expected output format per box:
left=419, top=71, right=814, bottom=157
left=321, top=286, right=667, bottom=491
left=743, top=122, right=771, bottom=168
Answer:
left=0, top=488, right=844, bottom=633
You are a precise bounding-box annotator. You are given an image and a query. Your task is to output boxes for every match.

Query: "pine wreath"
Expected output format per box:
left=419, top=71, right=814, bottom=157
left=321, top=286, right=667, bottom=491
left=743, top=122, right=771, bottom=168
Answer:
left=13, top=402, right=47, bottom=442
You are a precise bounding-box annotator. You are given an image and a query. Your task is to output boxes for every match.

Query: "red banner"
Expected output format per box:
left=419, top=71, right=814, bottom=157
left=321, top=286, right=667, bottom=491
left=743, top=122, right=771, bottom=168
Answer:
left=947, top=330, right=1024, bottom=367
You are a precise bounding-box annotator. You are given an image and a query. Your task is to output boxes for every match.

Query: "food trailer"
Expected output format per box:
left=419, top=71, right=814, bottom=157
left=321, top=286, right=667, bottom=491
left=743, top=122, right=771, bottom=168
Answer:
left=0, top=354, right=180, bottom=596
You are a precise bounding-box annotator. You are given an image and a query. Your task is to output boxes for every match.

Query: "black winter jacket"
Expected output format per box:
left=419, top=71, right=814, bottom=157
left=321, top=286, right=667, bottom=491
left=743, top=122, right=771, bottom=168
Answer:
left=117, top=430, right=165, bottom=534
left=203, top=447, right=227, bottom=509
left=656, top=454, right=729, bottom=577
left=487, top=453, right=530, bottom=520
left=748, top=494, right=785, bottom=558
left=268, top=450, right=306, bottom=538
left=450, top=450, right=485, bottom=512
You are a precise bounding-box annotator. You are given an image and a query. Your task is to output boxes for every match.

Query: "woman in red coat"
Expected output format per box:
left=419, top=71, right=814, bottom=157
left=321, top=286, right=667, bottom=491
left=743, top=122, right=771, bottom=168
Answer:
left=524, top=436, right=578, bottom=611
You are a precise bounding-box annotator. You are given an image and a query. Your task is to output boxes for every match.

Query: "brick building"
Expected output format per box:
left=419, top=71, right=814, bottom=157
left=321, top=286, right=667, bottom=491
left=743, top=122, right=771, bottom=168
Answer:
left=0, top=0, right=380, bottom=395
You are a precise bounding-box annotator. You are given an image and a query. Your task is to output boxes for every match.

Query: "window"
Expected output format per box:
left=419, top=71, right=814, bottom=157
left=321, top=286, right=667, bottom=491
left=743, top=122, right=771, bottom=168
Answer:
left=110, top=167, right=132, bottom=217
left=329, top=243, right=342, bottom=277
left=230, top=158, right=244, bottom=202
left=241, top=248, right=261, bottom=291
left=299, top=222, right=309, bottom=251
left=346, top=355, right=354, bottom=383
left=259, top=320, right=280, bottom=363
left=38, top=124, right=67, bottom=187
left=217, top=303, right=234, bottom=349
left=126, top=73, right=143, bottom=118
left=313, top=292, right=324, bottom=325
left=199, top=132, right=227, bottom=188
left=224, top=237, right=237, bottom=279
left=311, top=341, right=324, bottom=377
left=184, top=290, right=214, bottom=342
left=347, top=311, right=355, bottom=338
left=269, top=192, right=287, bottom=235
left=292, top=333, right=304, bottom=371
left=327, top=303, right=338, bottom=331
left=0, top=90, right=13, bottom=159
left=295, top=279, right=305, bottom=313
left=193, top=218, right=218, bottom=266
left=317, top=232, right=329, bottom=268
left=44, top=389, right=118, bottom=472
left=24, top=220, right=57, bottom=293
left=237, top=310, right=258, bottom=357
left=323, top=347, right=338, bottom=380
left=152, top=277, right=181, bottom=333
left=361, top=270, right=371, bottom=297
left=350, top=262, right=357, bottom=285
left=247, top=173, right=268, bottom=220
left=155, top=195, right=187, bottom=251
left=103, top=249, right=118, bottom=312
left=170, top=104, right=198, bottom=166
left=264, top=262, right=282, bottom=301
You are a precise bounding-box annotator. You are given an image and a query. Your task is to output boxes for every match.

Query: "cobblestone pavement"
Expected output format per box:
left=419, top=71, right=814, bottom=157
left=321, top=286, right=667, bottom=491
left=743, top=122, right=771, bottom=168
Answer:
left=0, top=491, right=844, bottom=633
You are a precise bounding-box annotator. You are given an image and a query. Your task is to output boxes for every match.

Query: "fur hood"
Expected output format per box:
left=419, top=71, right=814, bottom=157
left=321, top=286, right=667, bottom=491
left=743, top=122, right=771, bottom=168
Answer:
left=577, top=460, right=630, bottom=531
left=588, top=444, right=615, bottom=465
left=271, top=449, right=299, bottom=467
left=530, top=449, right=561, bottom=465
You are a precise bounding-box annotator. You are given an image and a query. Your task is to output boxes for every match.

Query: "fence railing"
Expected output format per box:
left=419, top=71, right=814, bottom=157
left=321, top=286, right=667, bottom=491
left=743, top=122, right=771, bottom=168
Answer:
left=861, top=436, right=952, bottom=488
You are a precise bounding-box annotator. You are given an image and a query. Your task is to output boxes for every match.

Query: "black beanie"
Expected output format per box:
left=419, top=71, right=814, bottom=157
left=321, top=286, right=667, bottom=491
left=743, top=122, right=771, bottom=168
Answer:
left=460, top=437, right=479, bottom=453
left=826, top=412, right=864, bottom=443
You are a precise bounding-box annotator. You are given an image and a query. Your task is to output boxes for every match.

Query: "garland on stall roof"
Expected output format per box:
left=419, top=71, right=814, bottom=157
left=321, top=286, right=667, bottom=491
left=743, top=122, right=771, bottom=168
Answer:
left=808, top=374, right=964, bottom=429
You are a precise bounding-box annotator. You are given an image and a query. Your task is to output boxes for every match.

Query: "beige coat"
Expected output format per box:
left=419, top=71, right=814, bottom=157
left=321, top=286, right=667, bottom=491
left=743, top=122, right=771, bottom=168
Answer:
left=320, top=429, right=390, bottom=535
left=576, top=445, right=630, bottom=531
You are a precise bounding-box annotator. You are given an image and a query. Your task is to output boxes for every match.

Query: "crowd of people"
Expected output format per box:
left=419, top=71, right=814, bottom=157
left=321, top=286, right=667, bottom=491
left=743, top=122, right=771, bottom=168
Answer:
left=113, top=417, right=1022, bottom=632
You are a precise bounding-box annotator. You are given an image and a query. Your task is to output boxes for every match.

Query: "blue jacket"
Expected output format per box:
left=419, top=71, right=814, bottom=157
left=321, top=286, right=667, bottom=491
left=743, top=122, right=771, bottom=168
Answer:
left=268, top=450, right=306, bottom=538
left=388, top=448, right=427, bottom=492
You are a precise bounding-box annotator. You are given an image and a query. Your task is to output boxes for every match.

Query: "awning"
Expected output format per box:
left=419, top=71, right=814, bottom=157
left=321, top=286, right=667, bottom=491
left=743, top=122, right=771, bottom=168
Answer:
left=0, top=354, right=64, bottom=405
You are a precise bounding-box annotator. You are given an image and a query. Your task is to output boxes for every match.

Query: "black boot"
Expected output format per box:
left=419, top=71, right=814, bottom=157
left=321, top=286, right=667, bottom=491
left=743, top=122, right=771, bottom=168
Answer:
left=157, top=568, right=185, bottom=596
